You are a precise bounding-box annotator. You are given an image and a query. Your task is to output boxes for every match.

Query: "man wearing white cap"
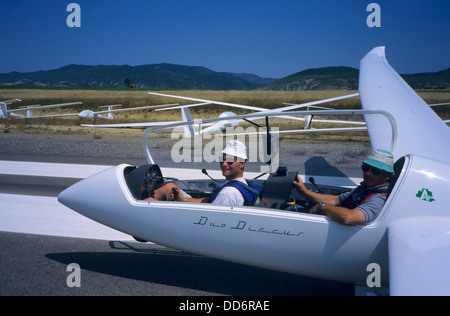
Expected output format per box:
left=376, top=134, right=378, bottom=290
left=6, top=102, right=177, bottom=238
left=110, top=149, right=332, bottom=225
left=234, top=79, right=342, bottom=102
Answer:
left=168, top=140, right=260, bottom=206
left=293, top=149, right=394, bottom=226
left=209, top=140, right=260, bottom=206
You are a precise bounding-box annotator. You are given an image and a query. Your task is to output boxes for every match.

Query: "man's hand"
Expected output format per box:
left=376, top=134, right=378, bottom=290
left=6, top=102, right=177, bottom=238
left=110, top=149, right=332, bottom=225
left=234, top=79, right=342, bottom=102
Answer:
left=293, top=175, right=307, bottom=194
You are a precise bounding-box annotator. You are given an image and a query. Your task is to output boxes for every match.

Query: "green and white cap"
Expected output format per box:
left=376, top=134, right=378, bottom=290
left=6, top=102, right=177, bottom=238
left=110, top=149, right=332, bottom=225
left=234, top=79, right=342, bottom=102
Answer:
left=363, top=149, right=394, bottom=173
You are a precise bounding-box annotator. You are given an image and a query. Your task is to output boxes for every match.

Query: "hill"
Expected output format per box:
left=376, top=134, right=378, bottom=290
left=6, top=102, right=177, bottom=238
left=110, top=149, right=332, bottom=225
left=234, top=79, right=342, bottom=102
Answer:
left=261, top=66, right=450, bottom=91
left=261, top=67, right=359, bottom=91
left=402, top=68, right=450, bottom=89
left=0, top=64, right=268, bottom=90
left=0, top=64, right=448, bottom=91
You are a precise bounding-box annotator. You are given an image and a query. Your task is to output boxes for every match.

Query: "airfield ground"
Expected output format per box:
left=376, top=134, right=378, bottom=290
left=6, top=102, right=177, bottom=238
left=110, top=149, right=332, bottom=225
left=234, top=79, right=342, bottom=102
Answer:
left=1, top=88, right=448, bottom=126
left=1, top=88, right=448, bottom=171
left=0, top=131, right=372, bottom=176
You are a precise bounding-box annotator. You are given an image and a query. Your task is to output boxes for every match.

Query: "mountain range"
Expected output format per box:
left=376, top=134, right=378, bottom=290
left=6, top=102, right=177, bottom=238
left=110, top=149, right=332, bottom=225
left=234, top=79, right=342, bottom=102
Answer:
left=0, top=63, right=448, bottom=90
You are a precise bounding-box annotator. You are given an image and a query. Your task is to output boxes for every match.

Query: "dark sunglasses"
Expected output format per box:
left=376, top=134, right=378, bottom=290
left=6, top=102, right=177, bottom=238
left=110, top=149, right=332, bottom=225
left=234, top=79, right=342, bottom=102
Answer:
left=361, top=163, right=382, bottom=175
left=220, top=160, right=236, bottom=166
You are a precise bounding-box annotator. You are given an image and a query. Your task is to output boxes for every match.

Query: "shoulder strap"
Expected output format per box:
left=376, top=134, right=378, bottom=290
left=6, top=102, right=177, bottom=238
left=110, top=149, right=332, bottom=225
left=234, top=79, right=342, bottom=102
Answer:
left=358, top=192, right=387, bottom=206
left=209, top=180, right=261, bottom=206
left=341, top=184, right=388, bottom=209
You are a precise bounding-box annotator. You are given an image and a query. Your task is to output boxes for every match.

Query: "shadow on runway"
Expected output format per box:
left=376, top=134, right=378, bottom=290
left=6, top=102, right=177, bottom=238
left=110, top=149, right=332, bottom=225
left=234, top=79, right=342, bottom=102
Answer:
left=305, top=156, right=350, bottom=177
left=46, top=240, right=353, bottom=296
left=305, top=156, right=359, bottom=187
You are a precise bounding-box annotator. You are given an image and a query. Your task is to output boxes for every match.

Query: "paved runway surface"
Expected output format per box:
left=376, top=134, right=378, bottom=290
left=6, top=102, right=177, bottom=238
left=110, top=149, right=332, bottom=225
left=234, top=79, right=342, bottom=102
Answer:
left=0, top=148, right=357, bottom=296
left=0, top=231, right=353, bottom=296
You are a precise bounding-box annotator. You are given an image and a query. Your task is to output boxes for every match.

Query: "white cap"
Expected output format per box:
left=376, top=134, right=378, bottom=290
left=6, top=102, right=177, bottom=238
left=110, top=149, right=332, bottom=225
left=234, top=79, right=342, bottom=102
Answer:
left=222, top=140, right=248, bottom=160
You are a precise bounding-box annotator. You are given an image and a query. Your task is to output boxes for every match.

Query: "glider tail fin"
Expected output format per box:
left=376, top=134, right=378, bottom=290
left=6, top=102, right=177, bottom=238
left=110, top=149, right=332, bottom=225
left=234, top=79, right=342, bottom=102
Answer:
left=181, top=107, right=195, bottom=138
left=0, top=103, right=7, bottom=118
left=359, top=46, right=450, bottom=163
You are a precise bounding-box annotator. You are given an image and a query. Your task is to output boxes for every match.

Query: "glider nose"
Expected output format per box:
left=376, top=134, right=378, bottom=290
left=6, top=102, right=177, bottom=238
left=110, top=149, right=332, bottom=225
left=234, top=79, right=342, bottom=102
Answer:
left=57, top=179, right=86, bottom=213
left=58, top=165, right=127, bottom=221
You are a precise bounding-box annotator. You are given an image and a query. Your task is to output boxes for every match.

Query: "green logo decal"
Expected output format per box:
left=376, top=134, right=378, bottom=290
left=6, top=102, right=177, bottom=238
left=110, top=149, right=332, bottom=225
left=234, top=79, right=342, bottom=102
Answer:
left=416, top=188, right=435, bottom=202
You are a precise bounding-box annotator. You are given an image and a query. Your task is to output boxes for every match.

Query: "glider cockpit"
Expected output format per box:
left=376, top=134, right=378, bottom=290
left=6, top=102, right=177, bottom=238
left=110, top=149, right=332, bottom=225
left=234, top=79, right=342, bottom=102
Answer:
left=122, top=162, right=355, bottom=213
left=134, top=107, right=398, bottom=214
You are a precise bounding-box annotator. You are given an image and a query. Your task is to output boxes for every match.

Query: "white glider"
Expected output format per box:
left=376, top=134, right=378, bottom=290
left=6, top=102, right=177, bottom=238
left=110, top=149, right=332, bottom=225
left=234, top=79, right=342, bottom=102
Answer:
left=59, top=47, right=450, bottom=295
left=1, top=102, right=82, bottom=119
left=83, top=91, right=363, bottom=137
left=30, top=103, right=179, bottom=120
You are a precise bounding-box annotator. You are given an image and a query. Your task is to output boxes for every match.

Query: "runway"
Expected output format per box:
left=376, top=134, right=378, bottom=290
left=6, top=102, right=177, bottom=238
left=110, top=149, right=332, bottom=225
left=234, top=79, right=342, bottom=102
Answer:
left=0, top=156, right=356, bottom=296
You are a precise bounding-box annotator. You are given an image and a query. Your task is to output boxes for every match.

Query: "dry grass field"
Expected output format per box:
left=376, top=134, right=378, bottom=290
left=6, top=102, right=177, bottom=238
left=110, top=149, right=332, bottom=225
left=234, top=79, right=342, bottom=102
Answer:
left=1, top=88, right=449, bottom=143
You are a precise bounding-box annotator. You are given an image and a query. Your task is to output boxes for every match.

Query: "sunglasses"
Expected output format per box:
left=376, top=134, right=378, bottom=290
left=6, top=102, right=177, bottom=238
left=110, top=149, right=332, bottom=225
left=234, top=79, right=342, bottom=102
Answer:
left=220, top=160, right=237, bottom=166
left=361, top=163, right=382, bottom=175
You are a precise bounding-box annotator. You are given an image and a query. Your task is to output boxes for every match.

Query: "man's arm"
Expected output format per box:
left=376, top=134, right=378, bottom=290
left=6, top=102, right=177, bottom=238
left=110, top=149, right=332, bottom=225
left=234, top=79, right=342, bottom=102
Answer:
left=179, top=196, right=210, bottom=203
left=294, top=175, right=366, bottom=226
left=144, top=183, right=209, bottom=202
left=293, top=175, right=339, bottom=205
left=311, top=203, right=366, bottom=226
left=174, top=186, right=209, bottom=203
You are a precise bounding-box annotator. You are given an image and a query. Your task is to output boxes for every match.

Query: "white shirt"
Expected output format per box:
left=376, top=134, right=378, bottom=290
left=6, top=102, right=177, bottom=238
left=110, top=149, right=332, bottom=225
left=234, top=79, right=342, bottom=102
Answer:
left=211, top=177, right=247, bottom=206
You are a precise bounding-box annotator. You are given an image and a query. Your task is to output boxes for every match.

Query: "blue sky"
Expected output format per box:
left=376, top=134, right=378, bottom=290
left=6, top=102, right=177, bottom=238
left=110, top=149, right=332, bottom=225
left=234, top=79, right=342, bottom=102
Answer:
left=0, top=0, right=449, bottom=78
